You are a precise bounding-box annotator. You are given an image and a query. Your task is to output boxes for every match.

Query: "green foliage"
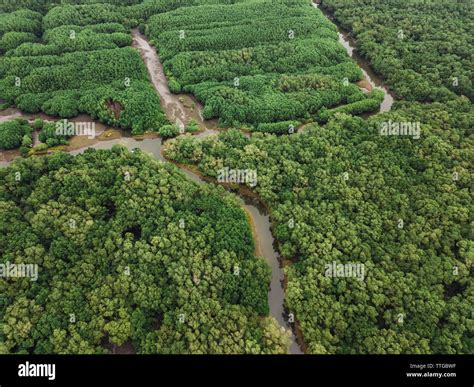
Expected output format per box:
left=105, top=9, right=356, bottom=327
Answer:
left=0, top=148, right=288, bottom=354
left=165, top=98, right=473, bottom=354
left=318, top=89, right=385, bottom=123
left=0, top=5, right=169, bottom=135
left=21, top=134, right=32, bottom=147
left=0, top=119, right=32, bottom=150
left=165, top=39, right=360, bottom=86
left=146, top=0, right=380, bottom=126
left=0, top=102, right=10, bottom=110
left=38, top=121, right=71, bottom=147
left=255, top=120, right=301, bottom=135
left=0, top=46, right=167, bottom=133
left=33, top=118, right=44, bottom=130
left=7, top=24, right=131, bottom=57
left=159, top=124, right=180, bottom=138
left=1, top=0, right=471, bottom=357
left=15, top=94, right=49, bottom=114
left=20, top=145, right=30, bottom=156
left=32, top=143, right=48, bottom=152
left=1, top=47, right=148, bottom=95
left=0, top=32, right=37, bottom=54
left=149, top=3, right=336, bottom=60
left=42, top=91, right=80, bottom=118
left=185, top=119, right=200, bottom=133
left=43, top=4, right=129, bottom=29
left=0, top=10, right=42, bottom=37
left=168, top=77, right=182, bottom=93
left=187, top=72, right=380, bottom=126
left=322, top=0, right=474, bottom=102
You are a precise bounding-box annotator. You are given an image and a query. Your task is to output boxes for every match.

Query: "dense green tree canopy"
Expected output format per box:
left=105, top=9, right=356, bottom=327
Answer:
left=147, top=0, right=384, bottom=127
left=1, top=0, right=472, bottom=356
left=0, top=119, right=33, bottom=150
left=165, top=98, right=473, bottom=354
left=0, top=147, right=289, bottom=354
left=322, top=0, right=474, bottom=102
left=0, top=4, right=169, bottom=135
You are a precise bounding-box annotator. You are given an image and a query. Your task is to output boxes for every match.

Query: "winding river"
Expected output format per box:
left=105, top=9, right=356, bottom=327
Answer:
left=0, top=4, right=396, bottom=354
left=313, top=1, right=395, bottom=112
left=0, top=30, right=303, bottom=354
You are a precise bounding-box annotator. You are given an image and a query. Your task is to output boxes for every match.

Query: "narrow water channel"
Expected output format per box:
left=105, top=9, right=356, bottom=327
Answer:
left=312, top=1, right=395, bottom=112
left=68, top=136, right=303, bottom=354
left=131, top=30, right=304, bottom=354
left=0, top=31, right=303, bottom=355
left=131, top=29, right=219, bottom=135
left=0, top=6, right=397, bottom=354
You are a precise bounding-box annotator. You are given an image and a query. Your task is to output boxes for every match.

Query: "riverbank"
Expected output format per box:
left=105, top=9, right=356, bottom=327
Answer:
left=161, top=143, right=305, bottom=354
left=0, top=4, right=399, bottom=354
left=313, top=1, right=395, bottom=113
left=131, top=29, right=220, bottom=135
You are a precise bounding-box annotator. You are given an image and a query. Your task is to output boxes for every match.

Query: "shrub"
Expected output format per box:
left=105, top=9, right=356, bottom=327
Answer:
left=254, top=120, right=301, bottom=135
left=168, top=77, right=181, bottom=93
left=19, top=145, right=30, bottom=156
left=0, top=32, right=37, bottom=53
left=21, top=134, right=32, bottom=147
left=32, top=143, right=48, bottom=152
left=0, top=119, right=31, bottom=150
left=186, top=119, right=200, bottom=133
left=159, top=124, right=179, bottom=138
left=33, top=118, right=44, bottom=130
left=39, top=122, right=71, bottom=146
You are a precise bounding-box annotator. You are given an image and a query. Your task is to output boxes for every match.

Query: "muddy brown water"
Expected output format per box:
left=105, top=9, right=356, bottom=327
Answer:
left=0, top=5, right=397, bottom=352
left=171, top=161, right=303, bottom=354
left=0, top=34, right=302, bottom=354
left=4, top=134, right=302, bottom=354
left=131, top=29, right=220, bottom=134
left=313, top=2, right=395, bottom=113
